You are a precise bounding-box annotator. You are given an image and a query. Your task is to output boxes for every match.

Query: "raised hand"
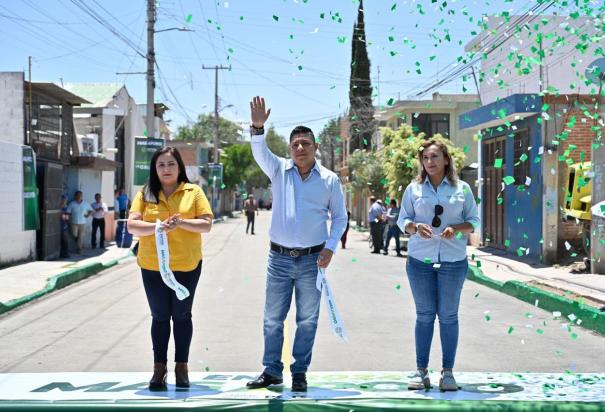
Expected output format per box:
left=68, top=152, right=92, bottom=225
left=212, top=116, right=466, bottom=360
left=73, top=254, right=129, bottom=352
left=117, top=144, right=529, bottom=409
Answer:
left=250, top=96, right=271, bottom=128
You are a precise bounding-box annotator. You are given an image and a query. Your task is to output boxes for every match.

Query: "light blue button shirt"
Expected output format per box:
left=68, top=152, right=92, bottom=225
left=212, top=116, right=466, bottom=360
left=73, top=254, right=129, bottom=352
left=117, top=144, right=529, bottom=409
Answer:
left=66, top=200, right=93, bottom=225
left=397, top=176, right=480, bottom=263
left=368, top=202, right=385, bottom=223
left=251, top=133, right=348, bottom=252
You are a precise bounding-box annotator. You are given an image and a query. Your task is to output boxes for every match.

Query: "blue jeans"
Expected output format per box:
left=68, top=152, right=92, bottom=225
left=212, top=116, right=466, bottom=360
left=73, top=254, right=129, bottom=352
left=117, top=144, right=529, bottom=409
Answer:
left=384, top=225, right=401, bottom=253
left=406, top=256, right=468, bottom=369
left=262, top=250, right=321, bottom=378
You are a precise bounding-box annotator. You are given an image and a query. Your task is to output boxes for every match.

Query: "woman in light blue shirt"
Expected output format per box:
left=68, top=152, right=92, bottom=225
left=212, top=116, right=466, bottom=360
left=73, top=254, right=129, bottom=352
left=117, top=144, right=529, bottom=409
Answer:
left=397, top=139, right=479, bottom=391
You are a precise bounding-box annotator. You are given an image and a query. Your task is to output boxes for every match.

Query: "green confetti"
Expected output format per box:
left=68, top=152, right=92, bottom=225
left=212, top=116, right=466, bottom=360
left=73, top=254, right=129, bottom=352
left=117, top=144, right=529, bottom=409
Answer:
left=337, top=36, right=347, bottom=43
left=508, top=326, right=514, bottom=335
left=536, top=328, right=544, bottom=335
left=205, top=366, right=210, bottom=372
left=352, top=257, right=358, bottom=263
left=220, top=183, right=226, bottom=189
left=455, top=232, right=463, bottom=239
left=474, top=293, right=480, bottom=298
left=387, top=98, right=394, bottom=106
left=485, top=314, right=491, bottom=321
left=423, top=257, right=432, bottom=264
left=570, top=332, right=578, bottom=340
left=391, top=3, right=397, bottom=11
left=395, top=284, right=401, bottom=290
left=476, top=260, right=482, bottom=268
left=519, top=153, right=528, bottom=162
left=297, top=65, right=303, bottom=71
left=186, top=14, right=193, bottom=23
left=503, top=176, right=515, bottom=185
left=504, top=239, right=510, bottom=247
left=272, top=15, right=279, bottom=22
left=463, top=145, right=469, bottom=153
left=494, top=158, right=503, bottom=168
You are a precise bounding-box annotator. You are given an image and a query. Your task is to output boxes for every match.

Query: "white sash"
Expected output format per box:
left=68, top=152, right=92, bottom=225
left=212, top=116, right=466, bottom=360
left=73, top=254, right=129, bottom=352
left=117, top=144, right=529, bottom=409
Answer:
left=316, top=268, right=348, bottom=342
left=155, top=220, right=190, bottom=301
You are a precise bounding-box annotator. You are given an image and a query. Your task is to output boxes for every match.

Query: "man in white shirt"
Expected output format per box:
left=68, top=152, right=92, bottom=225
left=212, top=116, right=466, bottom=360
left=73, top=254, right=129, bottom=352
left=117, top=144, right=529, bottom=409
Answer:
left=91, top=193, right=108, bottom=249
left=246, top=96, right=347, bottom=392
left=66, top=191, right=93, bottom=254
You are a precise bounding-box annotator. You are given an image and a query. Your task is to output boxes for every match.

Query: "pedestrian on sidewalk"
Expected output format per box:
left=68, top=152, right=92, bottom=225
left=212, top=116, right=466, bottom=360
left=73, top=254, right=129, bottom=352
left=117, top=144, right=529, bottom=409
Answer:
left=244, top=194, right=258, bottom=235
left=66, top=191, right=93, bottom=255
left=368, top=196, right=386, bottom=254
left=397, top=139, right=479, bottom=392
left=246, top=96, right=347, bottom=392
left=60, top=195, right=70, bottom=258
left=117, top=187, right=129, bottom=220
left=340, top=210, right=351, bottom=249
left=384, top=198, right=404, bottom=257
left=90, top=193, right=108, bottom=249
left=127, top=146, right=214, bottom=391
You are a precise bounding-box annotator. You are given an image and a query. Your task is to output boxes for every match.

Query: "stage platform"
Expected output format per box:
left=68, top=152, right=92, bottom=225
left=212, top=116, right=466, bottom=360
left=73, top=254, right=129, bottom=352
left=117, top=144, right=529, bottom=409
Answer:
left=0, top=372, right=603, bottom=411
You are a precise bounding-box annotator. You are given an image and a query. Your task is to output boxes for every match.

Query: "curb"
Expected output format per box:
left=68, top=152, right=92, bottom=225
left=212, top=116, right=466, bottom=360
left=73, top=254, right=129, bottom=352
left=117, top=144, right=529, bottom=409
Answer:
left=0, top=252, right=134, bottom=316
left=468, top=265, right=605, bottom=336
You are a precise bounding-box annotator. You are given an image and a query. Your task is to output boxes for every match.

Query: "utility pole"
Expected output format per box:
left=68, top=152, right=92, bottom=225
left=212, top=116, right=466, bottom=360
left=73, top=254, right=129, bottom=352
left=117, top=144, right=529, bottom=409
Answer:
left=146, top=0, right=155, bottom=138
left=202, top=65, right=230, bottom=162
left=27, top=56, right=32, bottom=145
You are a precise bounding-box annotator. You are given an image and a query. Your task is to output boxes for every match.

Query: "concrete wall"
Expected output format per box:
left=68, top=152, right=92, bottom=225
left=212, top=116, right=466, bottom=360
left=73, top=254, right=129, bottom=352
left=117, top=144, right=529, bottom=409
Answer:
left=0, top=72, right=25, bottom=146
left=0, top=141, right=35, bottom=264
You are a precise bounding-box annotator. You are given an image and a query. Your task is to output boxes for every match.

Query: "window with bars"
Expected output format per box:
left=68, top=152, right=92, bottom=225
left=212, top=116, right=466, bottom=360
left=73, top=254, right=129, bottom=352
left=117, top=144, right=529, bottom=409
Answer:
left=513, top=130, right=530, bottom=185
left=412, top=113, right=450, bottom=138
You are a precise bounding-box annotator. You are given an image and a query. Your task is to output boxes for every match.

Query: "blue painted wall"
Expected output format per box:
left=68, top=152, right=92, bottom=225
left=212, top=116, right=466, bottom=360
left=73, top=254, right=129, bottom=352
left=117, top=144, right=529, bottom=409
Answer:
left=485, top=115, right=543, bottom=259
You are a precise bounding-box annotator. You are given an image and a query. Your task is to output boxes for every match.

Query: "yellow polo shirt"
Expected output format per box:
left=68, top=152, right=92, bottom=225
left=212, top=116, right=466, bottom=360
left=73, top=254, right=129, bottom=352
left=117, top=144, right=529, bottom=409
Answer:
left=130, top=183, right=213, bottom=272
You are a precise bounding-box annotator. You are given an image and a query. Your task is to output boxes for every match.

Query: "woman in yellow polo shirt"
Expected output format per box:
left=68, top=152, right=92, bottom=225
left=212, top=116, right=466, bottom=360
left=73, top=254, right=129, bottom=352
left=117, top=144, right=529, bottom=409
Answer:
left=128, top=146, right=213, bottom=390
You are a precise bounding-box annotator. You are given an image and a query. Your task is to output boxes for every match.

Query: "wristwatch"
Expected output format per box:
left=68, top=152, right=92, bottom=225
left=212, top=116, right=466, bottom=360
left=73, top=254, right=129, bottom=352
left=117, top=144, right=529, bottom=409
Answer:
left=250, top=124, right=264, bottom=135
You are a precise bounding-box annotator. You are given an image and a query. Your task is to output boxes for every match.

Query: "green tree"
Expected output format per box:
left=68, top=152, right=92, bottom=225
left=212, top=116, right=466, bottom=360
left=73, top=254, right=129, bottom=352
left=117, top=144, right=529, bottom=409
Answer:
left=175, top=113, right=242, bottom=158
left=221, top=144, right=254, bottom=189
left=381, top=125, right=466, bottom=200
left=348, top=0, right=375, bottom=151
left=246, top=126, right=288, bottom=188
left=348, top=149, right=387, bottom=201
left=318, top=117, right=342, bottom=172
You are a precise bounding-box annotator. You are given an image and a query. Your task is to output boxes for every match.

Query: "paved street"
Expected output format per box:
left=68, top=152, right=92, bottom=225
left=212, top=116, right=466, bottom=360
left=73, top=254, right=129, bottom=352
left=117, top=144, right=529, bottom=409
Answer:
left=0, top=211, right=603, bottom=374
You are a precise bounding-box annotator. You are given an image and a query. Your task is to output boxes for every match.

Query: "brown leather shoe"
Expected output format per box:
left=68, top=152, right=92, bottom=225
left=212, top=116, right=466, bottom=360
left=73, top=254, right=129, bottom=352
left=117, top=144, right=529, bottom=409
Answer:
left=175, top=362, right=190, bottom=388
left=149, top=362, right=167, bottom=390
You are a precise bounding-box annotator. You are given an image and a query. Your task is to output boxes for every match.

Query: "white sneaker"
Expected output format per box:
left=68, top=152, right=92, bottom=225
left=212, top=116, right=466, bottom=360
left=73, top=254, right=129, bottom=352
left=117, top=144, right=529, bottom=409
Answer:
left=407, top=369, right=430, bottom=390
left=439, top=370, right=458, bottom=391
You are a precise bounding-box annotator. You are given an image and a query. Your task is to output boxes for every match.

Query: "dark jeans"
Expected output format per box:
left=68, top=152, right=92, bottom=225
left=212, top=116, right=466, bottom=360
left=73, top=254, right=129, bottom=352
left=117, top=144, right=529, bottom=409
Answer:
left=341, top=223, right=350, bottom=248
left=384, top=225, right=401, bottom=253
left=246, top=211, right=255, bottom=234
left=141, top=261, right=202, bottom=363
left=370, top=221, right=385, bottom=253
left=91, top=217, right=105, bottom=248
left=60, top=230, right=70, bottom=258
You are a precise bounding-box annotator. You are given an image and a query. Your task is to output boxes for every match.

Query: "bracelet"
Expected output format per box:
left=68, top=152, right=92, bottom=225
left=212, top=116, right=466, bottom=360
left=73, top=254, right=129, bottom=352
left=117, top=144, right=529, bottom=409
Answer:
left=250, top=124, right=265, bottom=135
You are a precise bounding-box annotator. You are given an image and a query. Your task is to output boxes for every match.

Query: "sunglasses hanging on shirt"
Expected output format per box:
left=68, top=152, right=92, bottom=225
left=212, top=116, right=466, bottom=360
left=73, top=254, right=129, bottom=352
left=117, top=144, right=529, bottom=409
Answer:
left=432, top=204, right=444, bottom=228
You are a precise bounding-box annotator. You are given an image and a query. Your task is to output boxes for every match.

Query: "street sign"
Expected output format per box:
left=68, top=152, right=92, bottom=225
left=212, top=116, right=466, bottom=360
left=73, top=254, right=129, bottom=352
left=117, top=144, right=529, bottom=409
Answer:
left=208, top=163, right=223, bottom=187
left=134, top=137, right=164, bottom=185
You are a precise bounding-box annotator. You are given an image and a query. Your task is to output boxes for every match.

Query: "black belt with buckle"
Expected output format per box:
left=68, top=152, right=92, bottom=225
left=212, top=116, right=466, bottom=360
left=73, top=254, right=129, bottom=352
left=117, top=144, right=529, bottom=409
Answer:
left=270, top=242, right=325, bottom=257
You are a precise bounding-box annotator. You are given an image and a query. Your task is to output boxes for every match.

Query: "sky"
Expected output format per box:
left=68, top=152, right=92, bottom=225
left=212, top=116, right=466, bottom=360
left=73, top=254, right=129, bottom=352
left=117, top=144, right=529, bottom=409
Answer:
left=0, top=0, right=593, bottom=139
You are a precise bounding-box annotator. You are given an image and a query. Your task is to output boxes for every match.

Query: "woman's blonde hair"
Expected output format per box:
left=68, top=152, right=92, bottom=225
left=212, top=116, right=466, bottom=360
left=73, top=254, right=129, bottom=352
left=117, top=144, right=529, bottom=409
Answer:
left=416, top=139, right=458, bottom=184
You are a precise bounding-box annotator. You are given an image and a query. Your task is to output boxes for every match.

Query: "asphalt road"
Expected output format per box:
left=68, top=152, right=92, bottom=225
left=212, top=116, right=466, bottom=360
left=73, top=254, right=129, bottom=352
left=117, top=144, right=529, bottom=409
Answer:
left=0, top=211, right=603, bottom=373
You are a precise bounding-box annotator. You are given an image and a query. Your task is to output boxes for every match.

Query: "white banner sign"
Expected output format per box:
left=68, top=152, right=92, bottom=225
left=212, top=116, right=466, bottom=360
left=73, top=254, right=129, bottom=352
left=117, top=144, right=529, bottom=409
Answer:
left=316, top=268, right=348, bottom=342
left=155, top=220, right=190, bottom=301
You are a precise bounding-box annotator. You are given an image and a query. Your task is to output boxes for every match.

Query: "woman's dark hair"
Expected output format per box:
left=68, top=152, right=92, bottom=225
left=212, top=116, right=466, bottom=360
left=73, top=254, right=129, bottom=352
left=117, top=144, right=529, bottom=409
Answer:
left=143, top=146, right=190, bottom=203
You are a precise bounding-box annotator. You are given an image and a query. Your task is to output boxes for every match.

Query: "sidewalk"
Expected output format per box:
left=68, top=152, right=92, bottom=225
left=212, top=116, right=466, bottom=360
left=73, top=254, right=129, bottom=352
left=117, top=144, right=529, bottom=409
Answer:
left=0, top=243, right=135, bottom=315
left=467, top=246, right=605, bottom=335
left=0, top=216, right=232, bottom=316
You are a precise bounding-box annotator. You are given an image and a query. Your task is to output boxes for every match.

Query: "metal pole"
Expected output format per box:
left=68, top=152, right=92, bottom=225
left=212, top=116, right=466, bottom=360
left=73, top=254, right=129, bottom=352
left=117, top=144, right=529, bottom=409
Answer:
left=146, top=0, right=155, bottom=138
left=214, top=67, right=219, bottom=163
left=28, top=56, right=32, bottom=145
left=590, top=80, right=605, bottom=273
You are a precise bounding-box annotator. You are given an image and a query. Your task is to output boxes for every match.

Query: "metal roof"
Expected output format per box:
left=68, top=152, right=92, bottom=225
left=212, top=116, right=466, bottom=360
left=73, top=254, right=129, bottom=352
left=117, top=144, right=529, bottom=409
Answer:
left=25, top=82, right=91, bottom=105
